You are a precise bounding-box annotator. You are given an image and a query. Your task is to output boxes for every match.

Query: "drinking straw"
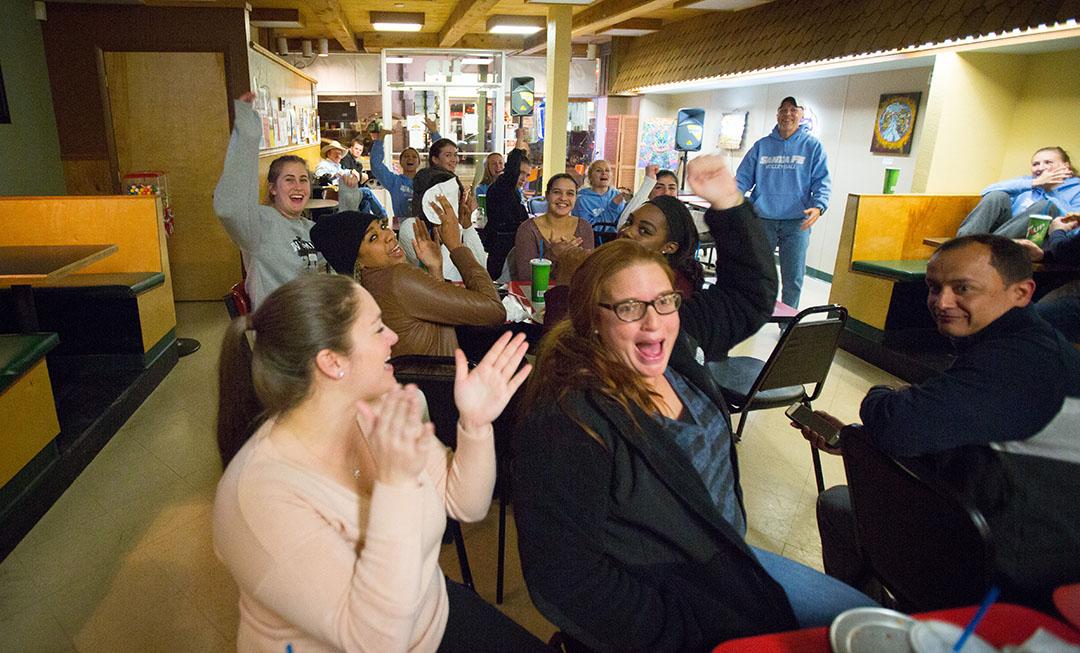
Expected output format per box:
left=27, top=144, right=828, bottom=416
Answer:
left=953, top=586, right=1000, bottom=651
left=540, top=238, right=544, bottom=260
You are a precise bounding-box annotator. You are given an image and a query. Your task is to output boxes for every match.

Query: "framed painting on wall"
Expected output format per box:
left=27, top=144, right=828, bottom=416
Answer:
left=717, top=111, right=748, bottom=150
left=871, top=92, right=921, bottom=155
left=0, top=64, right=10, bottom=124
left=637, top=118, right=679, bottom=169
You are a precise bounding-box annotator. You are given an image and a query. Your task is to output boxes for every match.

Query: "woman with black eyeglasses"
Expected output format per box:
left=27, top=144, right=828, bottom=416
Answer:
left=512, top=154, right=875, bottom=653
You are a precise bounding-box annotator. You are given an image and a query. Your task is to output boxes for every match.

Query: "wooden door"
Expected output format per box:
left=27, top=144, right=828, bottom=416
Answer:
left=603, top=114, right=639, bottom=190
left=104, top=51, right=238, bottom=301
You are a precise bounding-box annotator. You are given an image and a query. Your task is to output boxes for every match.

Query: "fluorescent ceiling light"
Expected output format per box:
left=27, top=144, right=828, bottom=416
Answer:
left=373, top=22, right=424, bottom=31
left=371, top=11, right=424, bottom=31
left=386, top=56, right=414, bottom=63
left=461, top=57, right=494, bottom=64
left=486, top=14, right=545, bottom=35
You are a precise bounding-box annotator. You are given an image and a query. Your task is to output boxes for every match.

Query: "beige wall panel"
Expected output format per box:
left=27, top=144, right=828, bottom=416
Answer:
left=104, top=51, right=236, bottom=301
left=61, top=159, right=114, bottom=196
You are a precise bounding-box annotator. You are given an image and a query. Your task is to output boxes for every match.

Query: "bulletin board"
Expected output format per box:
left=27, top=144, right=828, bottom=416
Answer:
left=248, top=43, right=321, bottom=152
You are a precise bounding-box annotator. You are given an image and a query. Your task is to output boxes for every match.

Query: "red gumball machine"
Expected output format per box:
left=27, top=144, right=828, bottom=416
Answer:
left=123, top=171, right=175, bottom=236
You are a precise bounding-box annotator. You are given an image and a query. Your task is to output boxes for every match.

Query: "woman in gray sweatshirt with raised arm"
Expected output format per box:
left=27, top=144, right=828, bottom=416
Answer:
left=213, top=92, right=361, bottom=308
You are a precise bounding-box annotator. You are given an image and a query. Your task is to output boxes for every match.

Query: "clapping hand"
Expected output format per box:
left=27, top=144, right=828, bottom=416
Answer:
left=412, top=220, right=443, bottom=271
left=459, top=186, right=477, bottom=229
left=339, top=173, right=359, bottom=188
left=687, top=154, right=743, bottom=210
left=355, top=384, right=435, bottom=487
left=790, top=409, right=845, bottom=456
left=550, top=235, right=583, bottom=261
left=454, top=332, right=532, bottom=434
left=430, top=196, right=464, bottom=249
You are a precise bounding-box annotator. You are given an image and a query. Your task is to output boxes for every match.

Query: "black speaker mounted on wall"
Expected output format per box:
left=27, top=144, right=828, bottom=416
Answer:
left=675, top=108, right=705, bottom=151
left=510, top=77, right=535, bottom=117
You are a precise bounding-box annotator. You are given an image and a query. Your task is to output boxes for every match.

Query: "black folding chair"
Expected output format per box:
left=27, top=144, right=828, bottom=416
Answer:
left=389, top=353, right=522, bottom=604
left=708, top=304, right=847, bottom=493
left=841, top=424, right=995, bottom=611
left=388, top=355, right=475, bottom=591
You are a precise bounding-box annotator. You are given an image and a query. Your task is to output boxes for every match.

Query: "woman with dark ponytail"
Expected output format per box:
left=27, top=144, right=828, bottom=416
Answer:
left=212, top=274, right=544, bottom=652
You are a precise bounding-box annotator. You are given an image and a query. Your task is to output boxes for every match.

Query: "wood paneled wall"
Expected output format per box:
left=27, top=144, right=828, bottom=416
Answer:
left=40, top=4, right=251, bottom=194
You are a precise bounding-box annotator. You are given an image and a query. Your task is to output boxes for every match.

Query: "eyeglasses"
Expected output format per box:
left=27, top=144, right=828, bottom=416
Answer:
left=599, top=291, right=681, bottom=322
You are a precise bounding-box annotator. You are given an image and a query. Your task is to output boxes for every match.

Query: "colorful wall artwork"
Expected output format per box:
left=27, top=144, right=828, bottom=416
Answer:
left=637, top=118, right=679, bottom=169
left=871, top=92, right=921, bottom=155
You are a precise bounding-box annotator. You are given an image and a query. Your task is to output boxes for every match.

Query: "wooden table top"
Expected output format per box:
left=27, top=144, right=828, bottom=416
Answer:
left=0, top=244, right=119, bottom=283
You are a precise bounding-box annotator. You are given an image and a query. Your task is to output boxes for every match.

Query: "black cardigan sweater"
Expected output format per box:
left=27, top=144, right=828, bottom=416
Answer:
left=483, top=147, right=530, bottom=243
left=513, top=201, right=797, bottom=652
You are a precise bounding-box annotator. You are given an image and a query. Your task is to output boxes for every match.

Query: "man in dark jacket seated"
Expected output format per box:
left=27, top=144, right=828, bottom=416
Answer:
left=800, top=234, right=1080, bottom=610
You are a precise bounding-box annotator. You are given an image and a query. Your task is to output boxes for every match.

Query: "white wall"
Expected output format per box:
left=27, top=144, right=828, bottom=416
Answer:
left=639, top=65, right=933, bottom=276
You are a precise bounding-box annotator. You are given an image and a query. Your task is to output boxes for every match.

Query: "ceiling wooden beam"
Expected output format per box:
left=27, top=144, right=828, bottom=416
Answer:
left=249, top=8, right=303, bottom=29
left=361, top=32, right=440, bottom=53
left=520, top=30, right=547, bottom=55
left=518, top=35, right=593, bottom=57
left=457, top=34, right=526, bottom=50
left=570, top=0, right=672, bottom=37
left=302, top=0, right=359, bottom=52
left=438, top=0, right=503, bottom=48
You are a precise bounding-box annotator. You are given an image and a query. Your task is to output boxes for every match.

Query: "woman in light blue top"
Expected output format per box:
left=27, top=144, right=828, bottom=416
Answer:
left=572, top=159, right=627, bottom=233
left=367, top=122, right=440, bottom=217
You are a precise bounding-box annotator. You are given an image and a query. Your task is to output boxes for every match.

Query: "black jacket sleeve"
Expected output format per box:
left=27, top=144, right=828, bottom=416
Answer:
left=679, top=201, right=778, bottom=360
left=486, top=148, right=529, bottom=237
left=1043, top=228, right=1080, bottom=265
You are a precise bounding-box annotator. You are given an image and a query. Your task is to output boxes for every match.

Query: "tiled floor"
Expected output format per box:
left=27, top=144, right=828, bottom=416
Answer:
left=0, top=275, right=900, bottom=650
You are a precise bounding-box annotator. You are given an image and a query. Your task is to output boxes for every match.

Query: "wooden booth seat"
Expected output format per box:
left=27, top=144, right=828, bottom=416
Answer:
left=0, top=272, right=169, bottom=370
left=0, top=333, right=61, bottom=490
left=0, top=196, right=177, bottom=370
left=828, top=194, right=981, bottom=383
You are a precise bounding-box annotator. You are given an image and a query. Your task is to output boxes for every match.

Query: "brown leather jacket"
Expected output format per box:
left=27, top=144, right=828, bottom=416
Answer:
left=360, top=246, right=506, bottom=357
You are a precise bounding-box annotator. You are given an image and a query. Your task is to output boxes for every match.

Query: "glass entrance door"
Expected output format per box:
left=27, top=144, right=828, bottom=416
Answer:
left=380, top=51, right=505, bottom=185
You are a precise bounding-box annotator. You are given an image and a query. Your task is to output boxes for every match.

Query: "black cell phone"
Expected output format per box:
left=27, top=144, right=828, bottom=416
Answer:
left=785, top=402, right=841, bottom=447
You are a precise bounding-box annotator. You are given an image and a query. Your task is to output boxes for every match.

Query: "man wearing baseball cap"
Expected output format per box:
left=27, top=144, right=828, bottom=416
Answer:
left=736, top=96, right=831, bottom=308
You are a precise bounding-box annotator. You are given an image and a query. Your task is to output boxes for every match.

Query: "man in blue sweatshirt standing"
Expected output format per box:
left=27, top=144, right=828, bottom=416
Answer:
left=736, top=96, right=831, bottom=308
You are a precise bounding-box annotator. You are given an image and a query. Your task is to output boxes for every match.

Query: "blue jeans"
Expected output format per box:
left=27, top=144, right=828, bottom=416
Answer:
left=761, top=218, right=810, bottom=308
left=752, top=546, right=877, bottom=628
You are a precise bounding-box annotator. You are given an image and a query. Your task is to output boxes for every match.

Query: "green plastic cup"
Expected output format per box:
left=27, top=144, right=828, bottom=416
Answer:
left=530, top=258, right=552, bottom=304
left=883, top=167, right=901, bottom=194
left=1026, top=215, right=1052, bottom=245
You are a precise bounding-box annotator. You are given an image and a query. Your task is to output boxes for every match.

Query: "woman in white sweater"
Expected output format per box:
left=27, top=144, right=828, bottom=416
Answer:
left=213, top=92, right=362, bottom=308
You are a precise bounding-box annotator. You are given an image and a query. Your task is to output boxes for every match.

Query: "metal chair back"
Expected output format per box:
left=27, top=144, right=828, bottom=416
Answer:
left=746, top=304, right=847, bottom=404
left=842, top=424, right=995, bottom=611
